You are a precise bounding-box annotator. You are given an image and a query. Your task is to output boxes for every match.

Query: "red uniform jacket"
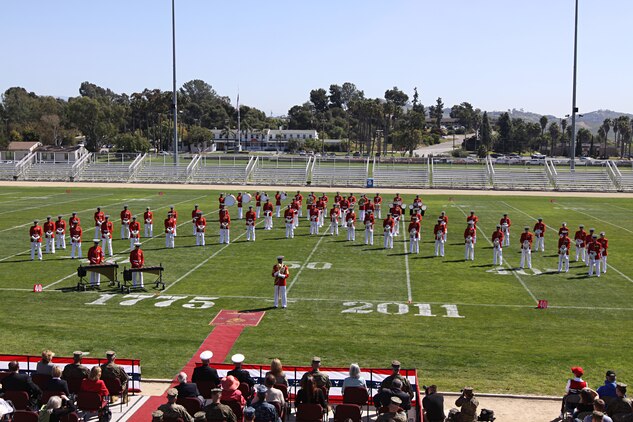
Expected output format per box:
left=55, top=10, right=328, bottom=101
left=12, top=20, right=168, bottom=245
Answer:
left=170, top=209, right=178, bottom=221
left=88, top=246, right=104, bottom=265
left=70, top=225, right=82, bottom=242
left=520, top=232, right=533, bottom=249
left=574, top=230, right=587, bottom=247
left=69, top=215, right=80, bottom=227
left=120, top=210, right=131, bottom=225
left=316, top=199, right=325, bottom=211
left=291, top=200, right=300, bottom=211
left=466, top=215, right=479, bottom=228
left=558, top=226, right=569, bottom=237
left=272, top=263, right=290, bottom=286
left=236, top=194, right=243, bottom=208
left=309, top=207, right=319, bottom=222
left=359, top=197, right=367, bottom=211
left=340, top=199, right=349, bottom=210
left=30, top=225, right=43, bottom=242
left=383, top=217, right=395, bottom=233
left=534, top=222, right=546, bottom=237
left=44, top=221, right=56, bottom=238
left=284, top=208, right=296, bottom=224
left=440, top=215, right=448, bottom=226
left=364, top=213, right=375, bottom=227
left=219, top=196, right=225, bottom=208
left=275, top=193, right=282, bottom=206
left=393, top=195, right=402, bottom=205
left=144, top=211, right=153, bottom=224
left=373, top=196, right=382, bottom=206
left=408, top=221, right=420, bottom=238
left=320, top=195, right=328, bottom=205
left=500, top=217, right=511, bottom=228
left=219, top=211, right=231, bottom=229
left=130, top=249, right=144, bottom=268
left=100, top=221, right=113, bottom=239
left=263, top=202, right=273, bottom=215
left=365, top=202, right=375, bottom=213
left=55, top=219, right=66, bottom=235
left=558, top=236, right=571, bottom=255
left=129, top=221, right=141, bottom=238
left=196, top=217, right=207, bottom=232
left=348, top=195, right=357, bottom=207
left=192, top=209, right=202, bottom=220
left=334, top=194, right=342, bottom=204
left=346, top=212, right=356, bottom=225
left=588, top=241, right=602, bottom=259
left=464, top=227, right=476, bottom=241
left=434, top=224, right=445, bottom=239
left=597, top=237, right=608, bottom=256
left=330, top=208, right=340, bottom=222
left=94, top=211, right=105, bottom=227
left=255, top=194, right=261, bottom=207
left=294, top=193, right=303, bottom=205
left=492, top=230, right=504, bottom=247
left=245, top=211, right=256, bottom=226
left=164, top=217, right=176, bottom=233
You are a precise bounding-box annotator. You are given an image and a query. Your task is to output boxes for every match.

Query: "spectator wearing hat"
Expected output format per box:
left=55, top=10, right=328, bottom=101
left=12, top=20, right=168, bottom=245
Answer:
left=43, top=215, right=56, bottom=254
left=266, top=358, right=288, bottom=387
left=220, top=375, right=246, bottom=406
left=301, top=357, right=332, bottom=391
left=251, top=384, right=278, bottom=422
left=204, top=387, right=237, bottom=422
left=151, top=410, right=164, bottom=422
left=574, top=388, right=599, bottom=419
left=0, top=360, right=41, bottom=408
left=342, top=363, right=367, bottom=394
left=175, top=371, right=204, bottom=406
left=245, top=206, right=257, bottom=241
left=295, top=375, right=327, bottom=410
left=244, top=406, right=256, bottom=422
left=562, top=367, right=588, bottom=415
left=373, top=378, right=411, bottom=411
left=252, top=374, right=284, bottom=407
left=597, top=371, right=618, bottom=399
left=376, top=396, right=407, bottom=422
left=193, top=411, right=207, bottom=422
left=36, top=349, right=56, bottom=375
left=454, top=387, right=479, bottom=422
left=606, top=383, right=633, bottom=420
left=422, top=385, right=445, bottom=422
left=158, top=388, right=194, bottom=422
left=101, top=350, right=129, bottom=397
left=380, top=361, right=412, bottom=397
left=192, top=350, right=220, bottom=386
left=228, top=353, right=255, bottom=389
left=29, top=220, right=43, bottom=260
left=582, top=399, right=613, bottom=422
left=62, top=351, right=90, bottom=381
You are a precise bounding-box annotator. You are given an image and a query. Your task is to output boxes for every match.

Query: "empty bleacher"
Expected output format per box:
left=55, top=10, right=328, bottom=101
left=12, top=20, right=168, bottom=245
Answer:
left=551, top=166, right=617, bottom=191
left=133, top=163, right=189, bottom=183
left=250, top=156, right=308, bottom=186
left=189, top=155, right=249, bottom=184
left=491, top=164, right=551, bottom=190
left=373, top=158, right=430, bottom=188
left=619, top=169, right=633, bottom=191
left=21, top=162, right=74, bottom=181
left=0, top=162, right=16, bottom=180
left=432, top=164, right=490, bottom=189
left=310, top=158, right=367, bottom=187
left=75, top=153, right=141, bottom=182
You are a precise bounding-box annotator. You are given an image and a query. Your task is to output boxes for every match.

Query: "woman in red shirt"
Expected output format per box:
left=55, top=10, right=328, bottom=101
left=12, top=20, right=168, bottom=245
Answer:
left=81, top=366, right=110, bottom=404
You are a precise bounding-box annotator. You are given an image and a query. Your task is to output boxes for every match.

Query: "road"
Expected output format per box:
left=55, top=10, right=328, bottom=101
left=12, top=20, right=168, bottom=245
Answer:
left=413, top=134, right=466, bottom=156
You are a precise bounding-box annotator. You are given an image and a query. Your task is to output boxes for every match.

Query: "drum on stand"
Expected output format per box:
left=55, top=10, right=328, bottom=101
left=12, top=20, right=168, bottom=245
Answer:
left=224, top=194, right=237, bottom=207
left=242, top=193, right=252, bottom=204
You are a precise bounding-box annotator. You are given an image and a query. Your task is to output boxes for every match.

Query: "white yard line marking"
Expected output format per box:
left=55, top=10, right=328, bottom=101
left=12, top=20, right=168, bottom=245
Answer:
left=287, top=235, right=326, bottom=293
left=0, top=249, right=31, bottom=263
left=162, top=220, right=264, bottom=292
left=0, top=193, right=114, bottom=217
left=402, top=219, right=413, bottom=303
left=43, top=273, right=77, bottom=290
left=500, top=200, right=633, bottom=285
left=556, top=202, right=633, bottom=235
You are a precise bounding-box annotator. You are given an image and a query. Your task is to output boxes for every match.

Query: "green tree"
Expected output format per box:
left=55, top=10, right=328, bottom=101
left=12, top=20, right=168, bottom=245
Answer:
left=496, top=112, right=512, bottom=153
left=66, top=96, right=117, bottom=151
left=328, top=85, right=343, bottom=109
left=480, top=111, right=493, bottom=151
left=601, top=118, right=611, bottom=157
left=560, top=119, right=568, bottom=155
left=577, top=128, right=591, bottom=156
left=449, top=102, right=478, bottom=131
left=539, top=115, right=548, bottom=136
left=309, top=89, right=329, bottom=113
left=428, top=97, right=444, bottom=129
left=114, top=132, right=150, bottom=152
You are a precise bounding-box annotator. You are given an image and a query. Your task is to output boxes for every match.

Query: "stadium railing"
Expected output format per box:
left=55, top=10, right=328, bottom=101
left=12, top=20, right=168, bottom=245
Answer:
left=189, top=155, right=251, bottom=185
left=310, top=157, right=368, bottom=187
left=550, top=163, right=617, bottom=192
left=251, top=156, right=309, bottom=186
left=13, top=152, right=36, bottom=180
left=431, top=162, right=490, bottom=189
left=611, top=160, right=633, bottom=192
left=490, top=161, right=551, bottom=190
left=372, top=157, right=430, bottom=188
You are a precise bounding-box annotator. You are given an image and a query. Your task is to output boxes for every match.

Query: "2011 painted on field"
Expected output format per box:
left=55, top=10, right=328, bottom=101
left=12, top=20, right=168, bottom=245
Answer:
left=342, top=301, right=464, bottom=318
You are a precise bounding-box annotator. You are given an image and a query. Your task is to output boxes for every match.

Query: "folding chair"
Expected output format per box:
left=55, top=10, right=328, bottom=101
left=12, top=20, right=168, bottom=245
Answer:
left=343, top=387, right=369, bottom=405
left=103, top=377, right=127, bottom=411
left=271, top=401, right=284, bottom=420
left=3, top=390, right=30, bottom=410
left=177, top=396, right=203, bottom=417
left=65, top=377, right=85, bottom=396
left=12, top=410, right=38, bottom=422
left=296, top=403, right=324, bottom=422
left=76, top=391, right=108, bottom=421
left=334, top=404, right=361, bottom=422
left=60, top=412, right=80, bottom=422
left=274, top=383, right=291, bottom=421
left=31, top=374, right=52, bottom=391
left=196, top=380, right=219, bottom=399
left=41, top=390, right=65, bottom=405
left=221, top=399, right=244, bottom=422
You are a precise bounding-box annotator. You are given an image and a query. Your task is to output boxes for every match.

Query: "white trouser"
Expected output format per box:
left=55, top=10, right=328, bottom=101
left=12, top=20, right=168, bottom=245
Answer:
left=443, top=231, right=447, bottom=242
left=121, top=224, right=129, bottom=239
left=365, top=228, right=373, bottom=245
left=238, top=207, right=243, bottom=219
left=376, top=207, right=381, bottom=219
left=265, top=215, right=273, bottom=230
left=132, top=271, right=144, bottom=287
left=45, top=236, right=55, bottom=254
left=165, top=232, right=175, bottom=248
left=535, top=236, right=544, bottom=252
left=493, top=247, right=503, bottom=265
left=384, top=232, right=393, bottom=249
left=588, top=256, right=600, bottom=276
left=256, top=206, right=261, bottom=218
left=435, top=239, right=444, bottom=257
left=90, top=271, right=101, bottom=286
left=71, top=241, right=82, bottom=258
left=31, top=242, right=42, bottom=260
left=293, top=214, right=299, bottom=228
left=129, top=237, right=140, bottom=251
left=409, top=237, right=419, bottom=254
left=193, top=223, right=197, bottom=236
left=310, top=221, right=318, bottom=235
left=246, top=225, right=256, bottom=241
left=473, top=235, right=477, bottom=245
left=196, top=232, right=205, bottom=246
left=102, top=238, right=113, bottom=256
left=558, top=254, right=569, bottom=272
left=298, top=207, right=303, bottom=217
left=465, top=243, right=474, bottom=260
left=601, top=256, right=607, bottom=273
left=330, top=221, right=339, bottom=236
left=360, top=210, right=365, bottom=222
left=276, top=205, right=281, bottom=218
left=173, top=222, right=177, bottom=236
left=95, top=226, right=101, bottom=238
left=341, top=210, right=348, bottom=224
left=347, top=225, right=355, bottom=241
left=394, top=218, right=400, bottom=236
left=520, top=249, right=532, bottom=269
left=219, top=229, right=230, bottom=244
left=285, top=223, right=294, bottom=239
left=145, top=223, right=153, bottom=238
left=56, top=234, right=66, bottom=250
left=503, top=230, right=510, bottom=246
left=318, top=211, right=324, bottom=228
left=576, top=246, right=585, bottom=262
left=274, top=285, right=287, bottom=308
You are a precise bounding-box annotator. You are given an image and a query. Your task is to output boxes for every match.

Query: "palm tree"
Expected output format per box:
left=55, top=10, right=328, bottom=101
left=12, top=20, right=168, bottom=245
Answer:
left=613, top=120, right=619, bottom=156
left=601, top=118, right=611, bottom=158
left=560, top=119, right=568, bottom=155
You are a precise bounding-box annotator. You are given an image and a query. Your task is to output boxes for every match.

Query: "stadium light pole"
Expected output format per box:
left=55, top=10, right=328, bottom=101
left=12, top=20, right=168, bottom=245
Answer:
left=171, top=0, right=178, bottom=166
left=569, top=0, right=579, bottom=171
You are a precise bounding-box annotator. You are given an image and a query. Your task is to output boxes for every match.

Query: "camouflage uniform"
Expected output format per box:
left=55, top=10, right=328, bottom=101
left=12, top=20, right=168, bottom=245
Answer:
left=62, top=362, right=90, bottom=380
left=380, top=374, right=412, bottom=395
left=204, top=402, right=237, bottom=422
left=454, top=395, right=479, bottom=422
left=100, top=362, right=130, bottom=388
left=376, top=410, right=407, bottom=422
left=301, top=369, right=331, bottom=390
left=157, top=403, right=194, bottom=422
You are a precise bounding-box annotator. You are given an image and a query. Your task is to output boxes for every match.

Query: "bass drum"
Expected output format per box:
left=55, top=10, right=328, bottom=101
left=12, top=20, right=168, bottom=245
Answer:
left=421, top=205, right=427, bottom=216
left=261, top=193, right=269, bottom=202
left=224, top=194, right=237, bottom=207
left=280, top=192, right=288, bottom=201
left=242, top=193, right=252, bottom=204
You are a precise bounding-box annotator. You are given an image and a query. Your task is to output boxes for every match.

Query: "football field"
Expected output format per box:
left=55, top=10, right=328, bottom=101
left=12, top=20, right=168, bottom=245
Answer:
left=0, top=184, right=632, bottom=396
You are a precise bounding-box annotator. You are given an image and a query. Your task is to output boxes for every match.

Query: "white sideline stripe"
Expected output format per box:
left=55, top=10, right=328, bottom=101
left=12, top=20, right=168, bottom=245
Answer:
left=162, top=220, right=264, bottom=292
left=454, top=205, right=538, bottom=303
left=500, top=200, right=633, bottom=285
left=0, top=192, right=68, bottom=204
left=0, top=192, right=114, bottom=218
left=0, top=249, right=31, bottom=262
left=402, top=219, right=413, bottom=303
left=556, top=202, right=633, bottom=235
left=118, top=395, right=151, bottom=422
left=287, top=235, right=326, bottom=293
left=43, top=273, right=76, bottom=290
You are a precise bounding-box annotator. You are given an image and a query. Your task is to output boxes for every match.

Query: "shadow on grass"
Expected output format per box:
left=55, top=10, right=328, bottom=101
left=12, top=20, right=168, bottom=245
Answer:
left=387, top=252, right=409, bottom=256
left=239, top=306, right=277, bottom=313
left=413, top=255, right=436, bottom=260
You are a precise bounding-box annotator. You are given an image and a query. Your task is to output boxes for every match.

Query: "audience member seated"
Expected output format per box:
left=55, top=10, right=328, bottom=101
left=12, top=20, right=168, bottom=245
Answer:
left=380, top=361, right=412, bottom=397
left=62, top=351, right=90, bottom=381
left=193, top=411, right=207, bottom=422
left=422, top=385, right=445, bottom=422
left=0, top=360, right=42, bottom=407
left=80, top=366, right=109, bottom=404
left=244, top=406, right=256, bottom=422
left=204, top=387, right=236, bottom=422
left=592, top=411, right=607, bottom=422
left=563, top=367, right=589, bottom=416
left=36, top=350, right=55, bottom=376
left=453, top=387, right=479, bottom=422
left=158, top=388, right=194, bottom=422
left=606, top=383, right=633, bottom=420
left=39, top=394, right=77, bottom=422
left=373, top=378, right=411, bottom=411
left=376, top=396, right=407, bottom=422
left=295, top=374, right=327, bottom=411
left=252, top=375, right=284, bottom=407
left=220, top=375, right=246, bottom=406
left=582, top=399, right=613, bottom=422
left=227, top=354, right=255, bottom=390
left=597, top=371, right=618, bottom=399
left=192, top=350, right=220, bottom=386
left=175, top=372, right=204, bottom=406
left=100, top=350, right=129, bottom=395
left=265, top=359, right=288, bottom=387
left=300, top=357, right=331, bottom=392
left=574, top=388, right=599, bottom=419
left=45, top=366, right=70, bottom=396
left=341, top=363, right=367, bottom=394
left=251, top=384, right=278, bottom=422
left=152, top=410, right=164, bottom=422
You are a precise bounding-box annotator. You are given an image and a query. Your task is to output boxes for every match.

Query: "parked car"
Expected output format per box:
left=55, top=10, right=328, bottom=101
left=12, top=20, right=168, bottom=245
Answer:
left=531, top=153, right=546, bottom=159
left=353, top=152, right=361, bottom=157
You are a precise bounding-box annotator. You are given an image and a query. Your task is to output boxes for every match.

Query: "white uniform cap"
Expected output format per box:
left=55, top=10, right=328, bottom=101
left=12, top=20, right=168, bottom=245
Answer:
left=134, top=242, right=142, bottom=247
left=200, top=350, right=213, bottom=360
left=92, top=239, right=101, bottom=243
left=231, top=353, right=245, bottom=363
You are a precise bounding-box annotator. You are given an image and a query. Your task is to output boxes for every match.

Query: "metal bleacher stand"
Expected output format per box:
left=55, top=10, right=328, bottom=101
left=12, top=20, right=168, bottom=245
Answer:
left=310, top=156, right=368, bottom=187
left=251, top=155, right=310, bottom=186
left=372, top=156, right=430, bottom=188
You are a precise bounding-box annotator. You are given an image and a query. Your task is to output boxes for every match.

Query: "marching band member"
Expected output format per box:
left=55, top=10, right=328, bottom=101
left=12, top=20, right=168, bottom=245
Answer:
left=169, top=206, right=178, bottom=236
left=275, top=191, right=282, bottom=217
left=254, top=191, right=262, bottom=218
left=69, top=211, right=80, bottom=228
left=130, top=242, right=144, bottom=288
left=410, top=206, right=423, bottom=225
left=236, top=192, right=243, bottom=219
left=519, top=226, right=533, bottom=269
left=245, top=206, right=256, bottom=241
left=219, top=207, right=231, bottom=244
left=598, top=232, right=609, bottom=273
left=309, top=204, right=319, bottom=235
left=348, top=193, right=357, bottom=211
left=317, top=194, right=327, bottom=228
left=94, top=206, right=105, bottom=238
left=339, top=195, right=349, bottom=224
left=192, top=204, right=202, bottom=235
left=87, top=239, right=104, bottom=286
left=218, top=193, right=225, bottom=210
left=43, top=216, right=56, bottom=254
left=294, top=191, right=303, bottom=217
left=284, top=205, right=295, bottom=239
left=412, top=195, right=423, bottom=209
left=334, top=191, right=342, bottom=205
left=408, top=216, right=420, bottom=254
left=291, top=198, right=300, bottom=228
left=393, top=193, right=402, bottom=207
left=585, top=228, right=595, bottom=266
left=533, top=218, right=546, bottom=252
left=558, top=233, right=571, bottom=273
left=364, top=209, right=375, bottom=246
left=272, top=255, right=289, bottom=309
left=574, top=224, right=587, bottom=262
left=55, top=215, right=66, bottom=250
left=144, top=207, right=154, bottom=238
left=492, top=225, right=504, bottom=265
left=365, top=196, right=375, bottom=218
left=359, top=194, right=367, bottom=222
left=390, top=203, right=402, bottom=236
left=306, top=192, right=316, bottom=221
left=374, top=193, right=383, bottom=219
left=346, top=207, right=356, bottom=241
left=100, top=215, right=114, bottom=257
left=464, top=221, right=476, bottom=261
left=383, top=213, right=395, bottom=249
left=434, top=218, right=446, bottom=257
left=558, top=222, right=569, bottom=237
left=195, top=211, right=206, bottom=246
left=466, top=211, right=478, bottom=243
left=329, top=204, right=341, bottom=236
left=120, top=205, right=131, bottom=240
left=29, top=220, right=43, bottom=261
left=263, top=199, right=274, bottom=230
left=500, top=213, right=512, bottom=247
left=129, top=216, right=141, bottom=251
left=439, top=211, right=448, bottom=241
left=70, top=221, right=83, bottom=259
left=165, top=212, right=176, bottom=248
left=587, top=234, right=601, bottom=277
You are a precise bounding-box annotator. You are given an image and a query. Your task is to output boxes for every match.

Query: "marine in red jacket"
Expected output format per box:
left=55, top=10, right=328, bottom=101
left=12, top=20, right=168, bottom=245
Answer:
left=130, top=245, right=145, bottom=269
left=558, top=234, right=571, bottom=255
left=558, top=222, right=569, bottom=237
left=464, top=224, right=476, bottom=241
left=466, top=211, right=479, bottom=228
left=519, top=228, right=533, bottom=249
left=69, top=212, right=80, bottom=227
left=30, top=221, right=43, bottom=243
left=94, top=207, right=105, bottom=228
left=533, top=219, right=546, bottom=237
left=408, top=220, right=421, bottom=239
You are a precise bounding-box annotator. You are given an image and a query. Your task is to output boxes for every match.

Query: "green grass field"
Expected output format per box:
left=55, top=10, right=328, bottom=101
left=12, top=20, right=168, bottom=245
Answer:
left=0, top=185, right=632, bottom=396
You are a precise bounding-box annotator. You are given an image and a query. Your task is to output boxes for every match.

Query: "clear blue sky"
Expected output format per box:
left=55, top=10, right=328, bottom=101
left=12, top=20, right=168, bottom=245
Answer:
left=2, top=0, right=631, bottom=117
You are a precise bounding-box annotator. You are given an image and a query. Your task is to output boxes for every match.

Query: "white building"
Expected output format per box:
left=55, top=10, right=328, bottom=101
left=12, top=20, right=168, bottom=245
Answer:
left=209, top=128, right=318, bottom=151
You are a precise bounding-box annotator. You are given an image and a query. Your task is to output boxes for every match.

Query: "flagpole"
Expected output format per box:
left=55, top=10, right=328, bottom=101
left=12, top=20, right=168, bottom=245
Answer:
left=171, top=0, right=178, bottom=165
left=570, top=0, right=579, bottom=171
left=237, top=92, right=241, bottom=152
